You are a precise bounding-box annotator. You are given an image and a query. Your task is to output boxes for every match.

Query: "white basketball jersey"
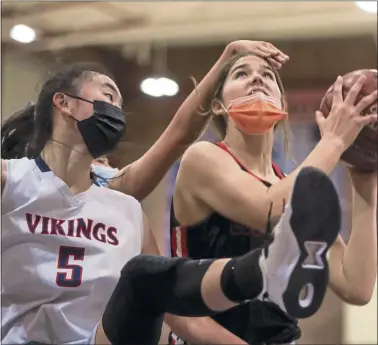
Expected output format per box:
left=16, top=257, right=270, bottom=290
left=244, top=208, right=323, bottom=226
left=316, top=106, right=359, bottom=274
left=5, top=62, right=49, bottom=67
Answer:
left=1, top=157, right=144, bottom=344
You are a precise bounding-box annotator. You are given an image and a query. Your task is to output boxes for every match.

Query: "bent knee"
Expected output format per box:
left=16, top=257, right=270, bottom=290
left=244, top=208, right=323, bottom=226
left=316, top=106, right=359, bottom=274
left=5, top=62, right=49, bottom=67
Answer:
left=121, top=254, right=188, bottom=278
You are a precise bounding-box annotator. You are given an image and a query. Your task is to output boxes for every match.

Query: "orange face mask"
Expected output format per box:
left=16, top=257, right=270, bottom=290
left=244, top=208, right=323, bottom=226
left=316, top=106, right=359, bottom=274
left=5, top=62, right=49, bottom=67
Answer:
left=225, top=93, right=288, bottom=135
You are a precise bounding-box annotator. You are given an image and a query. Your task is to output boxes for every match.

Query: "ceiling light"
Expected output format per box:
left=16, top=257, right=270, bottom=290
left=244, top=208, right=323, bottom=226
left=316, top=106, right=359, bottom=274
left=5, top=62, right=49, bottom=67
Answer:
left=355, top=1, right=377, bottom=13
left=140, top=77, right=179, bottom=97
left=10, top=24, right=36, bottom=43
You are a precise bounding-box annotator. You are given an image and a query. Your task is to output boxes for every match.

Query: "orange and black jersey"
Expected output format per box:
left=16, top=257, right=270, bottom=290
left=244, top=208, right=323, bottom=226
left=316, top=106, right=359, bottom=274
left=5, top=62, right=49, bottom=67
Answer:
left=170, top=141, right=285, bottom=260
left=169, top=142, right=300, bottom=344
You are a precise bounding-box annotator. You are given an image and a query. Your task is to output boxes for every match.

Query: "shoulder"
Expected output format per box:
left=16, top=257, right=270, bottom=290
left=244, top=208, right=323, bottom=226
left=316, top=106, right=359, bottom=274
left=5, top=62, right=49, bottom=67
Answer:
left=176, top=141, right=243, bottom=202
left=93, top=186, right=144, bottom=228
left=3, top=157, right=35, bottom=182
left=93, top=185, right=142, bottom=216
left=96, top=185, right=140, bottom=205
left=182, top=141, right=224, bottom=160
left=2, top=158, right=38, bottom=211
left=4, top=157, right=33, bottom=169
left=180, top=141, right=234, bottom=173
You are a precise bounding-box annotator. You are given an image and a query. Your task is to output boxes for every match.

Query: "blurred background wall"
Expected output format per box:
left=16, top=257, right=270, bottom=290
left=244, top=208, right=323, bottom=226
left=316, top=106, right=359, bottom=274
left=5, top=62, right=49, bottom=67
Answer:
left=1, top=2, right=377, bottom=344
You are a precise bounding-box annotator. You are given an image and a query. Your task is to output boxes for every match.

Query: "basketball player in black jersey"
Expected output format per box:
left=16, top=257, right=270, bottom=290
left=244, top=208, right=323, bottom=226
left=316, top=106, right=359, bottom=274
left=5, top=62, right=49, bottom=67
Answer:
left=168, top=53, right=377, bottom=345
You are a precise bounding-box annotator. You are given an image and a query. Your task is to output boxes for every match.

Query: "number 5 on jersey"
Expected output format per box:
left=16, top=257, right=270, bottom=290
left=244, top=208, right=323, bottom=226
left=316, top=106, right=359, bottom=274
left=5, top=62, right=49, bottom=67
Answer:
left=56, top=246, right=85, bottom=288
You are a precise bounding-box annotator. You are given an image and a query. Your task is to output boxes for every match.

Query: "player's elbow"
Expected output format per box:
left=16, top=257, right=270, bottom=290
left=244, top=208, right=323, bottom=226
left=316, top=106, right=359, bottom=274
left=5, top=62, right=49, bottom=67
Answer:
left=350, top=288, right=374, bottom=306
left=338, top=287, right=373, bottom=306
left=345, top=294, right=372, bottom=306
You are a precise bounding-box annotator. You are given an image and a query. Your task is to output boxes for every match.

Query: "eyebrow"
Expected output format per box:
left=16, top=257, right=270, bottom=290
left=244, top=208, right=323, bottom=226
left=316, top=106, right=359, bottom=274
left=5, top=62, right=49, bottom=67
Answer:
left=230, top=63, right=248, bottom=75
left=230, top=63, right=273, bottom=75
left=103, top=82, right=124, bottom=107
left=262, top=66, right=274, bottom=73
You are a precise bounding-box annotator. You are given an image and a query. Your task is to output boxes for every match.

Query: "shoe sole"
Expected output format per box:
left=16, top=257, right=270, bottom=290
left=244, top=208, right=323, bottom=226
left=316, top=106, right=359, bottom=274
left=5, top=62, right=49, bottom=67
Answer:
left=282, top=167, right=341, bottom=319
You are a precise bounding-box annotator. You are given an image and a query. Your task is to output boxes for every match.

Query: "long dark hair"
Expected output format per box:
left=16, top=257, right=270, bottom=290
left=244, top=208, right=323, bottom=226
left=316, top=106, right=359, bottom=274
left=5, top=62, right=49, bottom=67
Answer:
left=1, top=62, right=113, bottom=159
left=1, top=103, right=36, bottom=159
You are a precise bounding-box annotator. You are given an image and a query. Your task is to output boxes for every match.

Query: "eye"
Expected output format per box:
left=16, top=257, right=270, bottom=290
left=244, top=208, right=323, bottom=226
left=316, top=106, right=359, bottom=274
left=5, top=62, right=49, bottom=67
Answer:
left=263, top=71, right=275, bottom=80
left=234, top=70, right=247, bottom=79
left=105, top=93, right=113, bottom=101
left=96, top=158, right=106, bottom=164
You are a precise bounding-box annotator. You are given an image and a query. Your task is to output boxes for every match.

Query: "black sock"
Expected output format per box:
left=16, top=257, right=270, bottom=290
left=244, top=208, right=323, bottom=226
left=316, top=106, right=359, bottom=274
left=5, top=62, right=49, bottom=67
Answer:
left=220, top=248, right=264, bottom=302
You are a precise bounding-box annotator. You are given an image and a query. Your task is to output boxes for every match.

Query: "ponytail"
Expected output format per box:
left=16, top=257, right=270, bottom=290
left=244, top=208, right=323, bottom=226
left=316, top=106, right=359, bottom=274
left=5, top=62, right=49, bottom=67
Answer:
left=1, top=103, right=37, bottom=159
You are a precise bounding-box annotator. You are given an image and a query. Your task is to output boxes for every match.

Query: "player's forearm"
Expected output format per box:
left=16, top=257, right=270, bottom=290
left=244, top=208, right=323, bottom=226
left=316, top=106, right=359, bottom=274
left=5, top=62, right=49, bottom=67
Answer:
left=165, top=314, right=247, bottom=344
left=111, top=52, right=231, bottom=201
left=339, top=185, right=377, bottom=304
left=160, top=50, right=230, bottom=147
left=266, top=136, right=344, bottom=218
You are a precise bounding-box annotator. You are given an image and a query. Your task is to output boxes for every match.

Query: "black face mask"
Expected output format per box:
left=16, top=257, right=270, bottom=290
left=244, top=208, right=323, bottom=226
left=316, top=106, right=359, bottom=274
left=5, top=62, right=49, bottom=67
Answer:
left=65, top=94, right=126, bottom=159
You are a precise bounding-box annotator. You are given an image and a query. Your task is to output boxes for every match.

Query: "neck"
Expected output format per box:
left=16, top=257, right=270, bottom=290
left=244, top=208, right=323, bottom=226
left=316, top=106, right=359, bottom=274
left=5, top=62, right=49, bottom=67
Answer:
left=41, top=140, right=93, bottom=193
left=223, top=128, right=274, bottom=177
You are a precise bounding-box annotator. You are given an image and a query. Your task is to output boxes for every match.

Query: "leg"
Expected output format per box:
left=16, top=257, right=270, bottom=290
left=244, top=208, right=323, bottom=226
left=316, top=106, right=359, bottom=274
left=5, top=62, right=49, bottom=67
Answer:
left=261, top=166, right=341, bottom=318
left=102, top=167, right=341, bottom=345
left=102, top=252, right=264, bottom=345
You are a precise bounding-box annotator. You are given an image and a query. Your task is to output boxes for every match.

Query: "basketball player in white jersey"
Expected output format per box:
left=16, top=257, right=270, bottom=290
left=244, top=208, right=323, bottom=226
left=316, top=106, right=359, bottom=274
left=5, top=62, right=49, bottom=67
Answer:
left=1, top=60, right=347, bottom=345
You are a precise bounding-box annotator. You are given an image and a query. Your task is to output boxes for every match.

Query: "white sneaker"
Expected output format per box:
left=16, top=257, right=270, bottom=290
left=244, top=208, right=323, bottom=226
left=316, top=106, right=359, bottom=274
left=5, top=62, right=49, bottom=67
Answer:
left=260, top=167, right=341, bottom=319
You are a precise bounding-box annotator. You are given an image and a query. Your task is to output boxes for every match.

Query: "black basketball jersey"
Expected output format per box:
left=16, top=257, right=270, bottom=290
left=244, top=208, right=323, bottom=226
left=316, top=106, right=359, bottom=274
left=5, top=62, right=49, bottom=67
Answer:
left=170, top=142, right=301, bottom=344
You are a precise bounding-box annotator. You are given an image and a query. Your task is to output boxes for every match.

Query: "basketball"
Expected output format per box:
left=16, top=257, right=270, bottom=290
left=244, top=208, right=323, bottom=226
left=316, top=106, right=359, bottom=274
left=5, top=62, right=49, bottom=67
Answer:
left=319, top=69, right=377, bottom=171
